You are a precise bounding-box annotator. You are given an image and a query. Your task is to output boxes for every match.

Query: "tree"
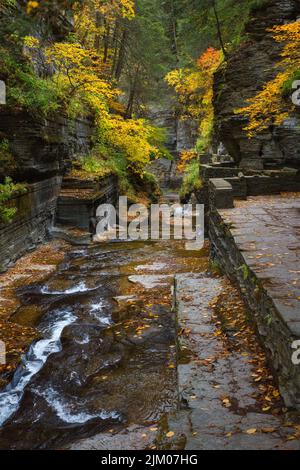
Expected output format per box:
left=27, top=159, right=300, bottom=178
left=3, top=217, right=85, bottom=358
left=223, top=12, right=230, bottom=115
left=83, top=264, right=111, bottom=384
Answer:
left=235, top=20, right=300, bottom=137
left=166, top=46, right=223, bottom=163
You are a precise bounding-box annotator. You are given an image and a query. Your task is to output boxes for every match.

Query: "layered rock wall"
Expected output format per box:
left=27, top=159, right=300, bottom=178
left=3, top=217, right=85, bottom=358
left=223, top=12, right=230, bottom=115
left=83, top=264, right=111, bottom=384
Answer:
left=0, top=177, right=61, bottom=272
left=0, top=108, right=94, bottom=182
left=214, top=0, right=300, bottom=170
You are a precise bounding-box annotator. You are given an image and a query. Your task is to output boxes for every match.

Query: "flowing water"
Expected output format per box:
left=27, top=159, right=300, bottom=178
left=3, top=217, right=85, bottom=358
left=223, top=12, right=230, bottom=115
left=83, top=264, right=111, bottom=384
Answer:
left=0, top=239, right=209, bottom=449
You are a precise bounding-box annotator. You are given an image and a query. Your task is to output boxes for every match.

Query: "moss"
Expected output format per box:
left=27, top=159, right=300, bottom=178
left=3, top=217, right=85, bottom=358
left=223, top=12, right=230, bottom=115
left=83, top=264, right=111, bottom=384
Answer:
left=180, top=160, right=203, bottom=200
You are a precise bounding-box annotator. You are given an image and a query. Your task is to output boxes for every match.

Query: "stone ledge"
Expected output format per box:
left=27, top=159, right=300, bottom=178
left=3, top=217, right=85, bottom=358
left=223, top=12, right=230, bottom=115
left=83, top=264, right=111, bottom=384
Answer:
left=209, top=178, right=234, bottom=209
left=56, top=175, right=118, bottom=230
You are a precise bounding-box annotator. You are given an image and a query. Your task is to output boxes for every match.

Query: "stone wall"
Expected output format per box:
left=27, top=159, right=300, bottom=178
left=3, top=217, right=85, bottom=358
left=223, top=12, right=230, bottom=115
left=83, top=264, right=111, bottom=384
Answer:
left=0, top=177, right=61, bottom=272
left=56, top=175, right=118, bottom=231
left=214, top=0, right=300, bottom=170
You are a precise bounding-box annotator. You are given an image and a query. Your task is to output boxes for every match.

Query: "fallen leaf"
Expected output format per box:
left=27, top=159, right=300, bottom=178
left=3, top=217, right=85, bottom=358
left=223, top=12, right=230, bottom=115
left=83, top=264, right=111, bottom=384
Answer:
left=246, top=428, right=257, bottom=435
left=261, top=428, right=276, bottom=434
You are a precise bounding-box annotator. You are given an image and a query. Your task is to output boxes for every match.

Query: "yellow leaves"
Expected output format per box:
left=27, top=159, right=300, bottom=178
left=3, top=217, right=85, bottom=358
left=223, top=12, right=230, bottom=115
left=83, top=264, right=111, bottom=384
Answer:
left=105, top=115, right=160, bottom=174
left=177, top=150, right=198, bottom=172
left=236, top=20, right=300, bottom=137
left=26, top=1, right=39, bottom=14
left=166, top=431, right=175, bottom=438
left=221, top=397, right=232, bottom=408
left=165, top=47, right=222, bottom=152
left=23, top=2, right=158, bottom=183
left=44, top=41, right=117, bottom=118
left=98, top=0, right=135, bottom=20
left=23, top=36, right=40, bottom=49
left=261, top=427, right=276, bottom=434
left=246, top=428, right=257, bottom=435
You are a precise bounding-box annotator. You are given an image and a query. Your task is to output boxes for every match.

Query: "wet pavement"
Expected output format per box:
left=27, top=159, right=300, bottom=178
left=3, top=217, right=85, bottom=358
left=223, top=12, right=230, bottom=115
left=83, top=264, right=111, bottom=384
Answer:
left=167, top=274, right=300, bottom=450
left=219, top=194, right=300, bottom=336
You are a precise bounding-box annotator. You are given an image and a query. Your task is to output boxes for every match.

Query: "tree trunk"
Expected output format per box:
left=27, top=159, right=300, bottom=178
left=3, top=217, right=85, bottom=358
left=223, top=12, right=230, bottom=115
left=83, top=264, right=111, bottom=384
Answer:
left=212, top=0, right=227, bottom=59
left=125, top=66, right=140, bottom=118
left=115, top=29, right=128, bottom=81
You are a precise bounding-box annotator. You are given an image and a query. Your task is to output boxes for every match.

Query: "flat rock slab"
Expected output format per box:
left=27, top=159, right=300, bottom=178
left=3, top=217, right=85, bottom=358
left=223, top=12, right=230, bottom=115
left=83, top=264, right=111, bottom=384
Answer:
left=128, top=275, right=173, bottom=289
left=171, top=274, right=300, bottom=450
left=68, top=425, right=156, bottom=451
left=219, top=194, right=300, bottom=335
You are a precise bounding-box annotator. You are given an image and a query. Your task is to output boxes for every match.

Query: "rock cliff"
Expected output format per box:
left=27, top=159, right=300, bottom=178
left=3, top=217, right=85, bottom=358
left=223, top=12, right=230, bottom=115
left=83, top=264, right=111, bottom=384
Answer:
left=214, top=0, right=300, bottom=170
left=0, top=108, right=94, bottom=182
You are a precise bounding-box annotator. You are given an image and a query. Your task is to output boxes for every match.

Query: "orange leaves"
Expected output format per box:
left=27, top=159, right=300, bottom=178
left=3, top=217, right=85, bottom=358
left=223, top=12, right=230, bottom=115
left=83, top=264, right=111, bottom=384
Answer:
left=212, top=278, right=283, bottom=416
left=177, top=150, right=198, bottom=172
left=197, top=47, right=222, bottom=74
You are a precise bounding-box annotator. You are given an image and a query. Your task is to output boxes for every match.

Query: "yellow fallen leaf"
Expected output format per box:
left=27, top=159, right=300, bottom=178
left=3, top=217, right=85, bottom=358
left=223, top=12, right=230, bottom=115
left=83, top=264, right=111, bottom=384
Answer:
left=222, top=398, right=231, bottom=408
left=262, top=428, right=276, bottom=434
left=246, top=428, right=257, bottom=435
left=166, top=431, right=175, bottom=438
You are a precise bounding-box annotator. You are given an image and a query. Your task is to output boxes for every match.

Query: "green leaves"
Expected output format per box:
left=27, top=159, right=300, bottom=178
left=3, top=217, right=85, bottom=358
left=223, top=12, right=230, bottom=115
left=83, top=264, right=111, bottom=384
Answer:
left=0, top=177, right=27, bottom=224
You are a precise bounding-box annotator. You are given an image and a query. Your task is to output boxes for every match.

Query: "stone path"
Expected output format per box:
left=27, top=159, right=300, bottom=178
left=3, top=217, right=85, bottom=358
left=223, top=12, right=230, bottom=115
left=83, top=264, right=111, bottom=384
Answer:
left=210, top=194, right=300, bottom=407
left=167, top=274, right=300, bottom=450
left=220, top=194, right=300, bottom=336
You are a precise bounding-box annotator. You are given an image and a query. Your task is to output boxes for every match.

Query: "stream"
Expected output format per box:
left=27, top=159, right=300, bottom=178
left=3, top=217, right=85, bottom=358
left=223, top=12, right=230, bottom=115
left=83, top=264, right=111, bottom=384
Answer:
left=0, top=238, right=209, bottom=449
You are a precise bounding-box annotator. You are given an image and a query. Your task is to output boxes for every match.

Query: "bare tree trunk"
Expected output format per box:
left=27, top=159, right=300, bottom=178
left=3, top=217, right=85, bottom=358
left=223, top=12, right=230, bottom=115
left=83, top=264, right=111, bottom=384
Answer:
left=115, top=29, right=128, bottom=81
left=94, top=11, right=102, bottom=51
left=169, top=0, right=179, bottom=63
left=125, top=65, right=140, bottom=118
left=212, top=0, right=227, bottom=59
left=111, top=20, right=120, bottom=76
left=103, top=21, right=111, bottom=63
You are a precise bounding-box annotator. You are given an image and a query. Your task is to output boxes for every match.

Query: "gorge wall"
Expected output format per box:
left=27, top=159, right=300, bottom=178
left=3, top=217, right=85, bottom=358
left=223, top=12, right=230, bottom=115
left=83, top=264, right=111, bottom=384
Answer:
left=0, top=109, right=96, bottom=271
left=0, top=108, right=94, bottom=182
left=214, top=0, right=300, bottom=170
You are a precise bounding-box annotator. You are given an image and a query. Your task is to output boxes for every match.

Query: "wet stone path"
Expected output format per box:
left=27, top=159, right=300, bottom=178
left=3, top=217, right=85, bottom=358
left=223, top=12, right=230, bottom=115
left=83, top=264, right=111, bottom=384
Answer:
left=167, top=275, right=300, bottom=450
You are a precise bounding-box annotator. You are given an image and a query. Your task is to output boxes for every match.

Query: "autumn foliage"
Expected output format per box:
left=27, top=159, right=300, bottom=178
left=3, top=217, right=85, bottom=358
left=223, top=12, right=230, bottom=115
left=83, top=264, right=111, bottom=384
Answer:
left=166, top=47, right=222, bottom=171
left=21, top=0, right=166, bottom=197
left=236, top=20, right=300, bottom=136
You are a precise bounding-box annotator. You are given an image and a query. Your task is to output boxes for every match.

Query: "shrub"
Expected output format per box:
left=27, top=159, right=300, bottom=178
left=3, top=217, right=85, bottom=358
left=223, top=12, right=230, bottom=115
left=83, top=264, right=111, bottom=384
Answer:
left=180, top=160, right=203, bottom=200
left=0, top=177, right=27, bottom=224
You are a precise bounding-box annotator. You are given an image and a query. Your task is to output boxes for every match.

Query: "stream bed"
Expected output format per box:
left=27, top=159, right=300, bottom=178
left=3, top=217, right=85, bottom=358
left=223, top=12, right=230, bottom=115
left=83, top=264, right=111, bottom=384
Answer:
left=0, top=239, right=209, bottom=449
